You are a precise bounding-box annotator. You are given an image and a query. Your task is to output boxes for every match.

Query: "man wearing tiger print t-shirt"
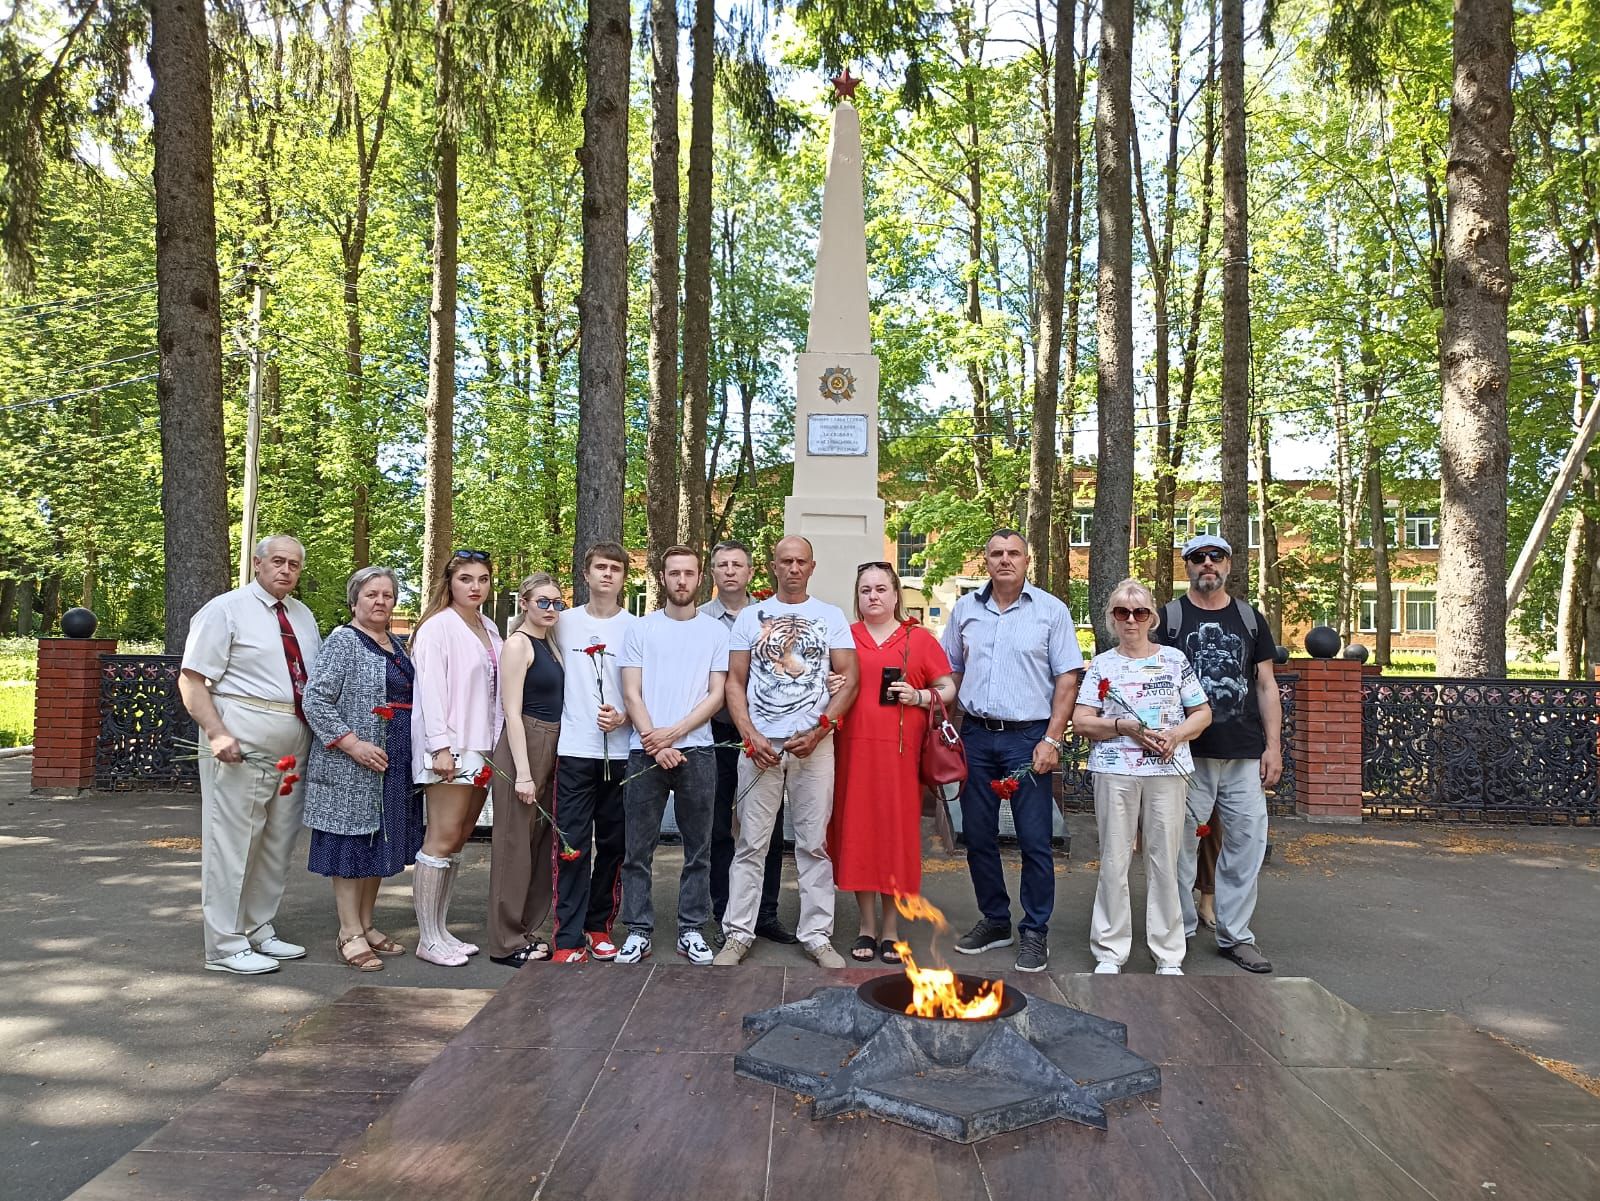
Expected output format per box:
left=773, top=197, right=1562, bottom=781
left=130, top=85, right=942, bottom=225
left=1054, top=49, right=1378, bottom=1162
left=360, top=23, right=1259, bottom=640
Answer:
left=714, top=535, right=859, bottom=968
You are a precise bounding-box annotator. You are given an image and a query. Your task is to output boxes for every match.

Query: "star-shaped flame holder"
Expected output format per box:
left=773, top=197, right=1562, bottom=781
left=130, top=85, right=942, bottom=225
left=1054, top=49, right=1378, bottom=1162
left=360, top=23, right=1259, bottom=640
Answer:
left=735, top=977, right=1160, bottom=1143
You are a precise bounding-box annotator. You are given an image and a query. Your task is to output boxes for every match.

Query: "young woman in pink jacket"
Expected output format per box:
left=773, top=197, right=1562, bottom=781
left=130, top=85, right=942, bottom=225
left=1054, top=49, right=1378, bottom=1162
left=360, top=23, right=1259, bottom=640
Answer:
left=408, top=549, right=505, bottom=965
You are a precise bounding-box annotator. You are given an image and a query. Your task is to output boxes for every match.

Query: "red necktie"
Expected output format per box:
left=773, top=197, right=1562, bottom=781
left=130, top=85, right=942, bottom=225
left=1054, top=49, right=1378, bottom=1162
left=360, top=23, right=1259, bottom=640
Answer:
left=273, top=601, right=308, bottom=723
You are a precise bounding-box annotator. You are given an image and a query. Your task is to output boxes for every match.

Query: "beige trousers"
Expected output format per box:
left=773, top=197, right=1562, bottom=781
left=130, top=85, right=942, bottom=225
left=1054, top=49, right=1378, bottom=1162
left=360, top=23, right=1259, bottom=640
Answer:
left=487, top=717, right=558, bottom=957
left=1090, top=772, right=1186, bottom=969
left=724, top=740, right=836, bottom=947
left=200, top=697, right=311, bottom=960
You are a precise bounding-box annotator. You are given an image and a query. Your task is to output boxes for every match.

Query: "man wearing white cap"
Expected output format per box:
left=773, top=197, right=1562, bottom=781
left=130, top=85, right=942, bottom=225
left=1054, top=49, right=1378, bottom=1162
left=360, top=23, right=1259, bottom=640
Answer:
left=1156, top=534, right=1280, bottom=973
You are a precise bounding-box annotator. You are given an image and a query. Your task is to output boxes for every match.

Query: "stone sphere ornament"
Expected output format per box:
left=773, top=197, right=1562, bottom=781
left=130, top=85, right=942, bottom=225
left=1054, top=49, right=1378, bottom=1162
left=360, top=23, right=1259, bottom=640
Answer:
left=1343, top=643, right=1370, bottom=663
left=1305, top=625, right=1341, bottom=659
left=1274, top=645, right=1290, bottom=665
left=61, top=607, right=98, bottom=638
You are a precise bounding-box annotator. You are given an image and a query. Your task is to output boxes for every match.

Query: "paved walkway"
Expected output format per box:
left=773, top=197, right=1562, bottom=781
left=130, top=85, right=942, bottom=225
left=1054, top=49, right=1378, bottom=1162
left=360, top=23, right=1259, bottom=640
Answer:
left=3, top=754, right=1597, bottom=1201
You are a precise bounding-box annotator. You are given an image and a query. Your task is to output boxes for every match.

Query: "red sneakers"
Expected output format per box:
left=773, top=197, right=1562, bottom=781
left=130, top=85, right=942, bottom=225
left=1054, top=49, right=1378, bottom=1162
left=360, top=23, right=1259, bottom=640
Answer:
left=585, top=931, right=619, bottom=961
left=550, top=945, right=590, bottom=964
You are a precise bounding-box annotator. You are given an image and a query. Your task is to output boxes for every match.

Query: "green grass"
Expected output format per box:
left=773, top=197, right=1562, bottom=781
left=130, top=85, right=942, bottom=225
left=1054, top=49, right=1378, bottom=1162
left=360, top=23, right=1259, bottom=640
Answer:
left=0, top=681, right=33, bottom=748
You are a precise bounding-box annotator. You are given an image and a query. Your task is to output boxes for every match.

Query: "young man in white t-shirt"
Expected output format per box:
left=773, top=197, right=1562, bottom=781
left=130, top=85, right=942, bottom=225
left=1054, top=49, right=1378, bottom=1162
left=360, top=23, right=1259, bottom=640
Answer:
left=550, top=542, right=636, bottom=963
left=615, top=547, right=729, bottom=965
left=713, top=536, right=859, bottom=968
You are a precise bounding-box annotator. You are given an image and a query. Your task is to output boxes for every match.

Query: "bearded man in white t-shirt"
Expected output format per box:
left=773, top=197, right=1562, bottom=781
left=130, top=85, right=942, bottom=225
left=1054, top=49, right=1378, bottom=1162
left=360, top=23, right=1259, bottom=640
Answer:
left=615, top=546, right=729, bottom=965
left=713, top=536, right=858, bottom=968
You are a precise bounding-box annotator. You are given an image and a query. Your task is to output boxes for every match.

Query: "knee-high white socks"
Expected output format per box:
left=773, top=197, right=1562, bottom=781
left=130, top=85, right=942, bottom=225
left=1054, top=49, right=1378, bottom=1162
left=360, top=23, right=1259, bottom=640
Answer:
left=413, top=853, right=466, bottom=967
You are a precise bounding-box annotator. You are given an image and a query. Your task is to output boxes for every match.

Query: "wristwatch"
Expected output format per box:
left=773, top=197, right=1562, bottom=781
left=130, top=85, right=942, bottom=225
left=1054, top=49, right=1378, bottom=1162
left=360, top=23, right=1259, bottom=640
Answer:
left=1041, top=734, right=1063, bottom=752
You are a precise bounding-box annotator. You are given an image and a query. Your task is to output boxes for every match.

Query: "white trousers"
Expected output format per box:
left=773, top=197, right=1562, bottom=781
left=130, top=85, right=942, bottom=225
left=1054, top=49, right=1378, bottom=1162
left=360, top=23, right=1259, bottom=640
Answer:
left=1090, top=772, right=1187, bottom=969
left=199, top=697, right=310, bottom=960
left=724, top=740, right=836, bottom=947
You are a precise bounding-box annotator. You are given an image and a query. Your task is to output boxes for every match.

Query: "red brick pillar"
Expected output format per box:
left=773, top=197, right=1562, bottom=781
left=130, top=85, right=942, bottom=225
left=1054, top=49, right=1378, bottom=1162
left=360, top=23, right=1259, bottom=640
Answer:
left=1289, top=657, right=1364, bottom=823
left=32, top=638, right=117, bottom=791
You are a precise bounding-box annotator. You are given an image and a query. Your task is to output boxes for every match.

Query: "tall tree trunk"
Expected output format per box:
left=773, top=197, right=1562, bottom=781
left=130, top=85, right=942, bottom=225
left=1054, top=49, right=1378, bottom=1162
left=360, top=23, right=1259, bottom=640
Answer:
left=1027, top=0, right=1076, bottom=589
left=1218, top=0, right=1250, bottom=599
left=1254, top=411, right=1281, bottom=636
left=150, top=0, right=231, bottom=651
left=573, top=0, right=632, bottom=600
left=1436, top=0, right=1513, bottom=676
left=344, top=64, right=393, bottom=571
left=646, top=0, right=680, bottom=603
left=1090, top=0, right=1134, bottom=650
left=422, top=0, right=458, bottom=591
left=1556, top=468, right=1589, bottom=678
left=1051, top=23, right=1091, bottom=597
left=1363, top=401, right=1393, bottom=665
left=678, top=0, right=714, bottom=557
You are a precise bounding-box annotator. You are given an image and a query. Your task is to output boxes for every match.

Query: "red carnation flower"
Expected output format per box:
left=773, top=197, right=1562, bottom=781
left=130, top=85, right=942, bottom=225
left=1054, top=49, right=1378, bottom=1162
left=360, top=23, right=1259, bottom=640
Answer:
left=278, top=781, right=293, bottom=796
left=372, top=705, right=395, bottom=721
left=582, top=643, right=606, bottom=657
left=472, top=764, right=494, bottom=788
left=751, top=588, right=774, bottom=600
left=559, top=846, right=582, bottom=862
left=741, top=740, right=756, bottom=758
left=281, top=773, right=300, bottom=786
left=1097, top=678, right=1110, bottom=701
left=276, top=755, right=297, bottom=771
left=1195, top=823, right=1212, bottom=839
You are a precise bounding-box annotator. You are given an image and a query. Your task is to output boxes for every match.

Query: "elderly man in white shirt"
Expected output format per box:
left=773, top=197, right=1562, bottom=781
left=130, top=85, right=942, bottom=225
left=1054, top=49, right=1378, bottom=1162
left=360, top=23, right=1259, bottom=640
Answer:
left=178, top=535, right=322, bottom=974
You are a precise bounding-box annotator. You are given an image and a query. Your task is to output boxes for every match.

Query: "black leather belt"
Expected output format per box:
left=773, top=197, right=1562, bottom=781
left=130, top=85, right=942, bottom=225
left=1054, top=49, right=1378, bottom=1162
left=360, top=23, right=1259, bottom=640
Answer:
left=972, top=716, right=1044, bottom=732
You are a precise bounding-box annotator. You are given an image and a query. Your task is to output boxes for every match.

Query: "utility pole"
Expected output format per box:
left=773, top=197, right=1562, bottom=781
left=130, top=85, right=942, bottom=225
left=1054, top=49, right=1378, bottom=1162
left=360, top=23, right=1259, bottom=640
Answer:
left=237, top=264, right=266, bottom=585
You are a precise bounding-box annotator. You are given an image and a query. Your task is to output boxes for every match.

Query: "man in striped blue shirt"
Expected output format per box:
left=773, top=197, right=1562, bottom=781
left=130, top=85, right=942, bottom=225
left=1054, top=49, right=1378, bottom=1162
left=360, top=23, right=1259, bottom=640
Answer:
left=941, top=529, right=1083, bottom=972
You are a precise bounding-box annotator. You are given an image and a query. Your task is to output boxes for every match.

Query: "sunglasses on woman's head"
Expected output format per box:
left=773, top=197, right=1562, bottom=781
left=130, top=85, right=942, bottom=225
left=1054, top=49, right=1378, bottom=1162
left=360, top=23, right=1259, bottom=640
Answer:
left=453, top=548, right=490, bottom=563
left=856, top=561, right=894, bottom=574
left=1185, top=549, right=1227, bottom=564
left=531, top=597, right=567, bottom=611
left=1111, top=606, right=1152, bottom=623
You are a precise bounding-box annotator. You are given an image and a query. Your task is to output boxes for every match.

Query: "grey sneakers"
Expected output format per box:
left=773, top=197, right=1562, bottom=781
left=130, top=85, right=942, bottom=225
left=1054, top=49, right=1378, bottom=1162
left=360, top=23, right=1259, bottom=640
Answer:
left=1015, top=930, right=1049, bottom=973
left=953, top=919, right=1015, bottom=955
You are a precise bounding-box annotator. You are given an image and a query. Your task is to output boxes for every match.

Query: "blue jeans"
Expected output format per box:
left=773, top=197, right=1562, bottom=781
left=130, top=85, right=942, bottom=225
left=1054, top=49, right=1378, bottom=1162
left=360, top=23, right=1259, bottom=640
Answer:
left=959, top=720, right=1055, bottom=935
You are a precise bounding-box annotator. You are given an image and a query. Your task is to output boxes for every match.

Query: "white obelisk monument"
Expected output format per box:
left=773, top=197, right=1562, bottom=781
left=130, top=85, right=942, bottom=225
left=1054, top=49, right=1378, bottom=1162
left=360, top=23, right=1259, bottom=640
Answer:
left=785, top=74, right=885, bottom=613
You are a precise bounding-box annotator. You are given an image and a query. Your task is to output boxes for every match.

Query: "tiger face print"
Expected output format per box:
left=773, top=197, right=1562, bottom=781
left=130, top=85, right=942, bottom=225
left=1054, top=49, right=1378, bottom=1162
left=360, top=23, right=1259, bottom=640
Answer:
left=748, top=610, right=830, bottom=719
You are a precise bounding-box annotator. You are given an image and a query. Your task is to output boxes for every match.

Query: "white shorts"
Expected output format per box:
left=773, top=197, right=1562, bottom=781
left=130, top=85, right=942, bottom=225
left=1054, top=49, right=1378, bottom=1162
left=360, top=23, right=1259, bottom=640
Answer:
left=415, top=749, right=494, bottom=787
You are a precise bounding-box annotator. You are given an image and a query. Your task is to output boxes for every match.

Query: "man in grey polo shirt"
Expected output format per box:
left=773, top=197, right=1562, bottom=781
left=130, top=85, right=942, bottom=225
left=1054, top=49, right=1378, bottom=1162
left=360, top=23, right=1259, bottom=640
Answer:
left=941, top=529, right=1083, bottom=972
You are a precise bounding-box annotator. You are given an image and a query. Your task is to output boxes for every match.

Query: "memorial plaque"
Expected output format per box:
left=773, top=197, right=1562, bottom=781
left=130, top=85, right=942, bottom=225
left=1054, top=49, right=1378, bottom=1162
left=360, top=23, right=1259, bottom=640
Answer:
left=807, top=412, right=869, bottom=457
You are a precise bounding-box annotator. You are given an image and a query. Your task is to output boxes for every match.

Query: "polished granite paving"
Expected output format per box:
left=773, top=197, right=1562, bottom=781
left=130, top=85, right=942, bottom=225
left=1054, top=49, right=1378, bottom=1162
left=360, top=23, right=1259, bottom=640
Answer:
left=63, top=968, right=1600, bottom=1201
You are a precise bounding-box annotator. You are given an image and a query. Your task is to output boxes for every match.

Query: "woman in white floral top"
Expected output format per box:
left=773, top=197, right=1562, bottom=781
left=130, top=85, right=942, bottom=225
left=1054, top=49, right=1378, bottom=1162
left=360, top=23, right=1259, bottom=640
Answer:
left=1073, top=579, right=1211, bottom=975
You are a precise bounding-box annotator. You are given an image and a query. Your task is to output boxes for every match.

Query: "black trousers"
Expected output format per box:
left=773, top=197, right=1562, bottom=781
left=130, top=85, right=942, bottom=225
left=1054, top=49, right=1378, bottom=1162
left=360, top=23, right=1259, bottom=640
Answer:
left=709, top=720, right=783, bottom=924
left=551, top=755, right=627, bottom=950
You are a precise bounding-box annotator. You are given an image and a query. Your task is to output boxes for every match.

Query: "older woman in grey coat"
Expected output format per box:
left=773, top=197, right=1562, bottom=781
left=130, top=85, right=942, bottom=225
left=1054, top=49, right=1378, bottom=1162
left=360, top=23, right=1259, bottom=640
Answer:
left=303, top=567, right=424, bottom=971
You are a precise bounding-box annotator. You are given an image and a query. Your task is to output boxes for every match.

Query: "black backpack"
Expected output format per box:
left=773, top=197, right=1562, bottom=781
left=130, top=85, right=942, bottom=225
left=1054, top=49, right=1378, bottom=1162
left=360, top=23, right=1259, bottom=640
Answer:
left=1162, top=596, right=1258, bottom=645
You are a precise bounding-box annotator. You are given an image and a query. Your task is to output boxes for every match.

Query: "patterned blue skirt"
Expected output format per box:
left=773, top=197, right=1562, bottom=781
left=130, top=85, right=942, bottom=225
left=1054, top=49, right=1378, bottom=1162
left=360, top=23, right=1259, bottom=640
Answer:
left=307, top=702, right=424, bottom=879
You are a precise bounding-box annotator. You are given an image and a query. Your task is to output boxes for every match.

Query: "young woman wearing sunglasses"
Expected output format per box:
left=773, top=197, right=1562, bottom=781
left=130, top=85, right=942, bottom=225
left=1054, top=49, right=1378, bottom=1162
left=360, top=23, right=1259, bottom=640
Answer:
left=485, top=573, right=568, bottom=966
left=1072, top=578, right=1211, bottom=975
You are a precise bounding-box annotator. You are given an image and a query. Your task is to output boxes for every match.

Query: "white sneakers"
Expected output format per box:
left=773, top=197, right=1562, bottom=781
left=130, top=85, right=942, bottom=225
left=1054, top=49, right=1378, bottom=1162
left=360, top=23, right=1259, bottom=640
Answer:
left=1156, top=964, right=1185, bottom=976
left=205, top=949, right=280, bottom=975
left=676, top=931, right=713, bottom=965
left=253, top=937, right=306, bottom=959
left=616, top=932, right=652, bottom=964
left=1093, top=961, right=1121, bottom=975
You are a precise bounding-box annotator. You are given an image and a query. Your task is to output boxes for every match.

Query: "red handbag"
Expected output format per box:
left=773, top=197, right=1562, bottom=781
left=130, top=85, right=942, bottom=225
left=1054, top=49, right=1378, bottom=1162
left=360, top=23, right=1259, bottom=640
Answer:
left=920, top=692, right=968, bottom=789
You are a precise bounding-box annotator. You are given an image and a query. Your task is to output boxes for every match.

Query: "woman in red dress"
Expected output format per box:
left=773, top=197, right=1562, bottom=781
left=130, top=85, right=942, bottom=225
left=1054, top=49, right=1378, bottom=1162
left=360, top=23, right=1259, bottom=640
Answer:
left=831, top=562, right=956, bottom=964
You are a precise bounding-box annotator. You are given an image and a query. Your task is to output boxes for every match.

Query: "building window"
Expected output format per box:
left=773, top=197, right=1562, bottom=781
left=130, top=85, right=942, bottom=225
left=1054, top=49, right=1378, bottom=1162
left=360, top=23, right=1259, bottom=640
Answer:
left=1193, top=513, right=1222, bottom=538
left=1070, top=509, right=1093, bottom=546
left=1405, top=509, right=1439, bottom=549
left=1405, top=590, right=1436, bottom=633
left=1359, top=591, right=1401, bottom=634
left=896, top=528, right=927, bottom=576
left=1359, top=503, right=1400, bottom=548
left=1171, top=515, right=1189, bottom=547
left=628, top=589, right=648, bottom=617
left=1248, top=516, right=1261, bottom=548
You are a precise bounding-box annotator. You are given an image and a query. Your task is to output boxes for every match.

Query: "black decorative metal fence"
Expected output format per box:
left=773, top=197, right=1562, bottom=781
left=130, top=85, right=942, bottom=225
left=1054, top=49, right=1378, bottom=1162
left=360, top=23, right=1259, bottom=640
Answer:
left=1055, top=673, right=1297, bottom=816
left=1362, top=677, right=1600, bottom=824
left=95, top=654, right=198, bottom=791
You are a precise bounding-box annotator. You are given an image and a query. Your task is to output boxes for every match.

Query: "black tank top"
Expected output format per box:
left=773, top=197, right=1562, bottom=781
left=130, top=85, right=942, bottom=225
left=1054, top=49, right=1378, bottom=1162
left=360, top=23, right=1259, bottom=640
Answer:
left=519, top=630, right=564, bottom=722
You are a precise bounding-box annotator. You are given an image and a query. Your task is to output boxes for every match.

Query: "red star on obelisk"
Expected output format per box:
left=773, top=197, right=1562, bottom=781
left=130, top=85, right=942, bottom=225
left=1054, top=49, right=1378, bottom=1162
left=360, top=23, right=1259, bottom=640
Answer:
left=832, top=67, right=860, bottom=101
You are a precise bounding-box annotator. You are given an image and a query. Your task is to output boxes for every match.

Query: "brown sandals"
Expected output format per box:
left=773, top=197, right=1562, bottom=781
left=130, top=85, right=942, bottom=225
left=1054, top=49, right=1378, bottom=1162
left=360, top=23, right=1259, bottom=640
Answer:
left=363, top=928, right=406, bottom=955
left=337, top=933, right=384, bottom=972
